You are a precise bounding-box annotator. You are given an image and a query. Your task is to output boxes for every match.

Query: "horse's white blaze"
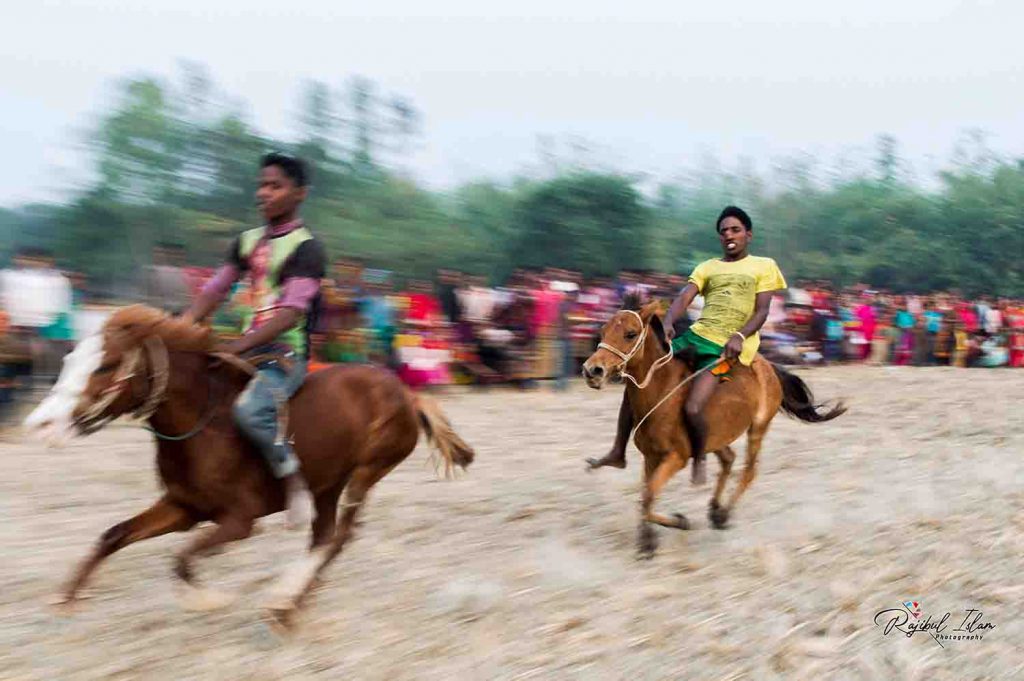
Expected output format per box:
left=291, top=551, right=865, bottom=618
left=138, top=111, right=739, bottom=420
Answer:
left=23, top=334, right=105, bottom=445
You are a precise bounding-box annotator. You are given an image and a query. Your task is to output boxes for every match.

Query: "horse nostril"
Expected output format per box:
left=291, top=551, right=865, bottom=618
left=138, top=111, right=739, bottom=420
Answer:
left=590, top=365, right=605, bottom=378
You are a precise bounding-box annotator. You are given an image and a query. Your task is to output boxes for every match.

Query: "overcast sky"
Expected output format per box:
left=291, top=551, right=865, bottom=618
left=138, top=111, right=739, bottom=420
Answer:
left=2, top=0, right=1021, bottom=205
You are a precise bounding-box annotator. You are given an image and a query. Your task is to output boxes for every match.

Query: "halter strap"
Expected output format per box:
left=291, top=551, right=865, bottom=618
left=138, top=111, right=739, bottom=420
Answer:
left=597, top=310, right=674, bottom=390
left=133, top=335, right=170, bottom=420
left=77, top=345, right=142, bottom=427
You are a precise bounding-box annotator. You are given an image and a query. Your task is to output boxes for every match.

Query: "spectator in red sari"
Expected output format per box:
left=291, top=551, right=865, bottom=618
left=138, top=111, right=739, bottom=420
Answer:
left=956, top=300, right=980, bottom=334
left=1006, top=300, right=1024, bottom=368
left=854, top=295, right=877, bottom=360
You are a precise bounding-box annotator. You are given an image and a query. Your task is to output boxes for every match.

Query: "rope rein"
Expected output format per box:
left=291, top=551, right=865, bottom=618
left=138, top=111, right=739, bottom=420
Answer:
left=142, top=373, right=221, bottom=442
left=97, top=337, right=258, bottom=442
left=140, top=345, right=261, bottom=442
left=628, top=358, right=725, bottom=444
left=599, top=309, right=726, bottom=444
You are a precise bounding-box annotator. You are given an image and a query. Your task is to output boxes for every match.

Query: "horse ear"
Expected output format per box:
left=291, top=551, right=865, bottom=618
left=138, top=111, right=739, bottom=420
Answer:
left=639, top=301, right=662, bottom=320
left=641, top=301, right=670, bottom=349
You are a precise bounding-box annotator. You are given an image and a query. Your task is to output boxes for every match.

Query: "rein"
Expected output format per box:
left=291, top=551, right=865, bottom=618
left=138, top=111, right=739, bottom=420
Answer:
left=142, top=371, right=220, bottom=442
left=141, top=347, right=258, bottom=442
left=628, top=358, right=725, bottom=444
left=596, top=310, right=674, bottom=389
left=81, top=335, right=260, bottom=443
left=598, top=309, right=726, bottom=443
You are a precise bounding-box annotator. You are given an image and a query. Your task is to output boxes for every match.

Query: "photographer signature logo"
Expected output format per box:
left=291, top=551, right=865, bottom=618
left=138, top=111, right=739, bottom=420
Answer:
left=874, top=599, right=996, bottom=649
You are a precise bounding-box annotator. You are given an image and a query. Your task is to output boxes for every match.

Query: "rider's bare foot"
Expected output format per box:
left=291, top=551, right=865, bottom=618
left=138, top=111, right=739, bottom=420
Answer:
left=586, top=451, right=627, bottom=470
left=691, top=455, right=707, bottom=486
left=283, top=474, right=314, bottom=530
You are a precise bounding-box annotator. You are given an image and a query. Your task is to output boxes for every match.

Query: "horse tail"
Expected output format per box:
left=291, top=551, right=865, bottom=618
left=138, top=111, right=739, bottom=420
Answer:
left=771, top=363, right=847, bottom=423
left=414, top=393, right=475, bottom=478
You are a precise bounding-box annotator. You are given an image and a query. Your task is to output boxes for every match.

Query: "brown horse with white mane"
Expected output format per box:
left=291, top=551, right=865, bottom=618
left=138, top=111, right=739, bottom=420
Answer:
left=24, top=305, right=474, bottom=627
left=583, top=301, right=844, bottom=557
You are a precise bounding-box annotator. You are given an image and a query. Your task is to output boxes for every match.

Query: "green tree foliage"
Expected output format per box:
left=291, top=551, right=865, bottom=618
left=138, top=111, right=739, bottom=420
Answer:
left=96, top=78, right=187, bottom=204
left=512, top=174, right=651, bottom=276
left=3, top=68, right=1022, bottom=297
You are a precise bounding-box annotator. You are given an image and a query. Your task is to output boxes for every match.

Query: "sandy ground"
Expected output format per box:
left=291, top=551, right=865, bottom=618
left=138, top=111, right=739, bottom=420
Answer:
left=1, top=366, right=1022, bottom=681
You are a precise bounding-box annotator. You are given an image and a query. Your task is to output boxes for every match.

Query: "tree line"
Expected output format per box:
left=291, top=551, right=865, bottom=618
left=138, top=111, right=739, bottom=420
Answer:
left=2, top=65, right=1021, bottom=297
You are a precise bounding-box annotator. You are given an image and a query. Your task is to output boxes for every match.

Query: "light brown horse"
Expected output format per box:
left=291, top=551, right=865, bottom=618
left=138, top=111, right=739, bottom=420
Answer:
left=24, top=305, right=474, bottom=627
left=582, top=301, right=844, bottom=557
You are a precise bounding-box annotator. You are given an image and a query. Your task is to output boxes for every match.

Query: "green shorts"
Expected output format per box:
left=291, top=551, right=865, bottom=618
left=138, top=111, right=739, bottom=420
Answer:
left=670, top=329, right=732, bottom=377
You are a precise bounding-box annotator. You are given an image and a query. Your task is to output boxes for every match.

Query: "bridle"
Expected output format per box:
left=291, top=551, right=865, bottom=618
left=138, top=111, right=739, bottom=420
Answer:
left=76, top=336, right=170, bottom=433
left=596, top=308, right=726, bottom=444
left=76, top=335, right=250, bottom=442
left=596, top=310, right=674, bottom=389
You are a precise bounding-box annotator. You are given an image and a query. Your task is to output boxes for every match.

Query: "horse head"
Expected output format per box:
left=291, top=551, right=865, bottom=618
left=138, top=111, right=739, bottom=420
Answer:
left=582, top=300, right=668, bottom=389
left=23, top=305, right=204, bottom=445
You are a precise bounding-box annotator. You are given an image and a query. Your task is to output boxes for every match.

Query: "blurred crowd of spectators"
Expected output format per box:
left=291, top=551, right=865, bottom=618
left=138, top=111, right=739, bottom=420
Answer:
left=3, top=246, right=1023, bottom=425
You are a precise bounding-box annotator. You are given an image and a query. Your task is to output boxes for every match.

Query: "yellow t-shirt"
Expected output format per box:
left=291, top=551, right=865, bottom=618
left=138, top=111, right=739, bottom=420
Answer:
left=688, top=255, right=787, bottom=365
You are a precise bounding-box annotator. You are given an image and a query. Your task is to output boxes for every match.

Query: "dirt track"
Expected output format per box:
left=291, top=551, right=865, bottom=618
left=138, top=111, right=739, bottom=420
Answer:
left=1, top=366, right=1022, bottom=680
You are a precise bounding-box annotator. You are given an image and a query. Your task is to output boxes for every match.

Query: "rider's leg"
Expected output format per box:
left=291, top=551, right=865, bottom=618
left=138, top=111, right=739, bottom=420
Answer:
left=233, top=360, right=312, bottom=528
left=587, top=391, right=631, bottom=469
left=683, top=370, right=719, bottom=486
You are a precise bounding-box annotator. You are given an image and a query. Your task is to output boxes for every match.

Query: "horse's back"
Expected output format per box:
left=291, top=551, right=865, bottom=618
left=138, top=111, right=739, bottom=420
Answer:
left=290, top=364, right=421, bottom=484
left=702, top=355, right=780, bottom=449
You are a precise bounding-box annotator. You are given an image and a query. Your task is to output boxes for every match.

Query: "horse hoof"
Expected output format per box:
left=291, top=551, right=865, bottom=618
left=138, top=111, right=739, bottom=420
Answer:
left=177, top=585, right=235, bottom=612
left=672, top=513, right=691, bottom=530
left=637, top=525, right=658, bottom=559
left=47, top=594, right=79, bottom=616
left=708, top=504, right=730, bottom=529
left=263, top=603, right=298, bottom=635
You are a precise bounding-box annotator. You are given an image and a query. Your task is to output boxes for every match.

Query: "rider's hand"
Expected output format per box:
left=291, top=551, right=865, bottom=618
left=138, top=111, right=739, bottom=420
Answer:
left=723, top=333, right=744, bottom=361
left=663, top=319, right=676, bottom=341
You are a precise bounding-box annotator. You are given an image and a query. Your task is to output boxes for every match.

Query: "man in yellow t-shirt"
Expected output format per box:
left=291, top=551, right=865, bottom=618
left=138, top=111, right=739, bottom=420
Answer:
left=587, top=206, right=787, bottom=486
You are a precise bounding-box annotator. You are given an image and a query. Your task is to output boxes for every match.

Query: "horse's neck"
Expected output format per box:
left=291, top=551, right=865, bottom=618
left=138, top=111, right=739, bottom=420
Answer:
left=625, top=336, right=688, bottom=410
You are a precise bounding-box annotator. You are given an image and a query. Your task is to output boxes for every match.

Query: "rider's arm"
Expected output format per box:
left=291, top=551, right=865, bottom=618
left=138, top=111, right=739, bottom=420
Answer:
left=663, top=283, right=700, bottom=330
left=722, top=290, right=776, bottom=359
left=181, top=264, right=238, bottom=324
left=182, top=236, right=247, bottom=324
left=737, top=290, right=775, bottom=338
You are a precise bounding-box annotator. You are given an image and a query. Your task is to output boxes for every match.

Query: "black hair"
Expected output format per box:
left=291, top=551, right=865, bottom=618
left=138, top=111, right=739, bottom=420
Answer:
left=261, top=152, right=309, bottom=187
left=717, top=205, right=752, bottom=232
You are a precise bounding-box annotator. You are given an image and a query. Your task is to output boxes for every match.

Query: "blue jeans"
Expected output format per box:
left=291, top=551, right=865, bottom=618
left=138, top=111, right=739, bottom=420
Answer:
left=233, top=356, right=306, bottom=479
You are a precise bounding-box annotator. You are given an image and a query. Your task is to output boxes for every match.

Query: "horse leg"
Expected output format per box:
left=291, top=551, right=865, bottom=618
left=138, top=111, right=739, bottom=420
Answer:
left=638, top=451, right=688, bottom=559
left=708, top=446, right=736, bottom=529
left=309, top=482, right=346, bottom=550
left=54, top=496, right=195, bottom=609
left=173, top=515, right=254, bottom=611
left=723, top=425, right=768, bottom=521
left=266, top=462, right=393, bottom=627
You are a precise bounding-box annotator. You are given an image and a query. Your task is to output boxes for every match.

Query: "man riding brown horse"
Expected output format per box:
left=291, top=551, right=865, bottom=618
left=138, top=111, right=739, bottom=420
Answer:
left=24, top=305, right=475, bottom=625
left=588, top=206, right=786, bottom=486
left=182, top=152, right=326, bottom=528
left=583, top=206, right=845, bottom=556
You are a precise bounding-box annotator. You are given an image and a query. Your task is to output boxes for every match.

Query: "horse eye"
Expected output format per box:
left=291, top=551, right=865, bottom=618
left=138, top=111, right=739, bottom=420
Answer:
left=95, top=363, right=117, bottom=374
left=624, top=331, right=638, bottom=340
